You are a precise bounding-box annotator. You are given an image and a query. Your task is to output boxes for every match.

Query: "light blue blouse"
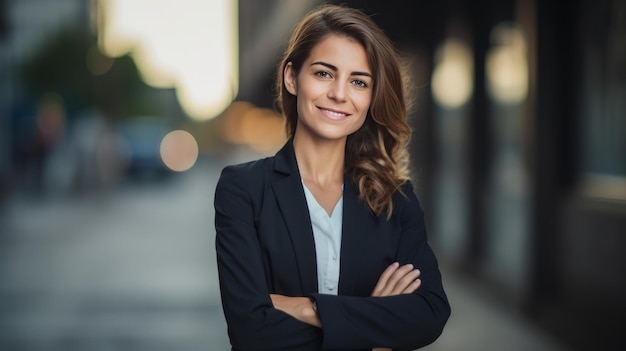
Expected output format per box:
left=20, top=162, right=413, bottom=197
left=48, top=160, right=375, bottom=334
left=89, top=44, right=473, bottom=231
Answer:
left=302, top=182, right=343, bottom=295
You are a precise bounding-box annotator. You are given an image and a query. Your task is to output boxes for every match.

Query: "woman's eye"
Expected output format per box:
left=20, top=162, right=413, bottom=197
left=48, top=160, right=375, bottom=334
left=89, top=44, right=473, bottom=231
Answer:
left=352, top=79, right=367, bottom=88
left=316, top=71, right=331, bottom=78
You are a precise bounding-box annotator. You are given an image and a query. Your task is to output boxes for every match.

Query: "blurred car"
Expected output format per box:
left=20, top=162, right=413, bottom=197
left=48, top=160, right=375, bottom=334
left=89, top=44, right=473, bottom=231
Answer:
left=117, top=117, right=173, bottom=177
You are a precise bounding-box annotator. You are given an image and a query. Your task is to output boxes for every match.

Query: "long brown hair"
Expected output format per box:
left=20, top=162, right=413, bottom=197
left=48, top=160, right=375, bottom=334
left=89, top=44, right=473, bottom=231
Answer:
left=276, top=4, right=411, bottom=218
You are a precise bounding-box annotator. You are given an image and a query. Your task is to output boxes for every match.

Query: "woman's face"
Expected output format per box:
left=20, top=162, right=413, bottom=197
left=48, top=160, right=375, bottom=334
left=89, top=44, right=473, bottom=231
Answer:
left=284, top=34, right=373, bottom=142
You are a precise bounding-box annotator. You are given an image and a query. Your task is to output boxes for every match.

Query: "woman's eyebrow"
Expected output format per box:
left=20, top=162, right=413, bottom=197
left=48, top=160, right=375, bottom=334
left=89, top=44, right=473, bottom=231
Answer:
left=311, top=61, right=373, bottom=78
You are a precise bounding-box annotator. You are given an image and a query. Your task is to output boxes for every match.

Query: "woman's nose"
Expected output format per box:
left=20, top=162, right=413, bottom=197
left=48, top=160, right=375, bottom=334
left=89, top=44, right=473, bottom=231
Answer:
left=328, top=81, right=347, bottom=102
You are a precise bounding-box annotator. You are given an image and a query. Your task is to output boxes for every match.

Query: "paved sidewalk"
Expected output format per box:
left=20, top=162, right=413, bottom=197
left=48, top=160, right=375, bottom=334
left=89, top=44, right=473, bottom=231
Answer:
left=422, top=269, right=570, bottom=351
left=0, top=160, right=231, bottom=350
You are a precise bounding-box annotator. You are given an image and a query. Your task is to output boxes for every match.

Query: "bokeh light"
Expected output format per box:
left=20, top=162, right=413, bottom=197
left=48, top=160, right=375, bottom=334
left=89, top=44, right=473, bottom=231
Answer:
left=431, top=39, right=474, bottom=109
left=486, top=24, right=529, bottom=105
left=160, top=130, right=199, bottom=172
left=220, top=102, right=287, bottom=155
left=98, top=0, right=238, bottom=121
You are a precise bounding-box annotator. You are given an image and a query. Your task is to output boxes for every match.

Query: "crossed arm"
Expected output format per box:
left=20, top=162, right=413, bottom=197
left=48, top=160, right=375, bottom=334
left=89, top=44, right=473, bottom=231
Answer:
left=271, top=262, right=421, bottom=351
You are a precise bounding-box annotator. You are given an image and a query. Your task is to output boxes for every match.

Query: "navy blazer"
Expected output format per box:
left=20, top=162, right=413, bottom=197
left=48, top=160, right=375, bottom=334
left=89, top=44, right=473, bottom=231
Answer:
left=214, top=140, right=450, bottom=351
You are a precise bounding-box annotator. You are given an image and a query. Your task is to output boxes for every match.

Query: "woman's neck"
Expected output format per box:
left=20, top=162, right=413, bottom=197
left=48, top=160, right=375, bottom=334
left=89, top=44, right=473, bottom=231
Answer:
left=293, top=133, right=345, bottom=188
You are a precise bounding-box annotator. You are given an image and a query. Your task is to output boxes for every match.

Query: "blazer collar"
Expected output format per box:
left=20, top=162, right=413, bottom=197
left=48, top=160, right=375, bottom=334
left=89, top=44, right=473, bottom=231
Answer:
left=271, top=138, right=374, bottom=295
left=339, top=174, right=374, bottom=295
left=271, top=139, right=318, bottom=294
left=273, top=138, right=298, bottom=175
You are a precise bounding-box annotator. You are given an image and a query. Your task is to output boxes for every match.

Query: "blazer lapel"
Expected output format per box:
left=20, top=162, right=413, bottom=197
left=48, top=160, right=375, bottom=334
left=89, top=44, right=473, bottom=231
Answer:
left=271, top=140, right=318, bottom=294
left=339, top=175, right=376, bottom=295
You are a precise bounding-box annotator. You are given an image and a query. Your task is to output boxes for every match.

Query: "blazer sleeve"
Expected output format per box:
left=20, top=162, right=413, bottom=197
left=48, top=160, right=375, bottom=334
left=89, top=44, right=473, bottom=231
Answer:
left=214, top=166, right=322, bottom=351
left=311, top=181, right=451, bottom=351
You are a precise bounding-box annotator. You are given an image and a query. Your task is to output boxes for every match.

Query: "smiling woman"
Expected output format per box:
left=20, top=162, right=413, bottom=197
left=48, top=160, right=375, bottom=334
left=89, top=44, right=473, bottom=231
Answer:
left=283, top=35, right=373, bottom=143
left=214, top=4, right=450, bottom=351
left=97, top=0, right=238, bottom=121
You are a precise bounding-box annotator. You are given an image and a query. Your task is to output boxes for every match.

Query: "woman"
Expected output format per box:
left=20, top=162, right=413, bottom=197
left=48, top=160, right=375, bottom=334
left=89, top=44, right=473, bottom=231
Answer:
left=215, top=4, right=450, bottom=350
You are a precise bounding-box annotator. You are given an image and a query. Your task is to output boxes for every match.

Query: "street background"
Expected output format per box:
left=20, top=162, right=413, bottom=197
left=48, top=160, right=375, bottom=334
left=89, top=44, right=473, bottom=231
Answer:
left=1, top=0, right=624, bottom=350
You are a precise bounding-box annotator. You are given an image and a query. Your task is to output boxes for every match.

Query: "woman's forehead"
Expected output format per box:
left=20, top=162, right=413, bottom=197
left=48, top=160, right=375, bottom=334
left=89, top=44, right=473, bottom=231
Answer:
left=305, top=35, right=371, bottom=73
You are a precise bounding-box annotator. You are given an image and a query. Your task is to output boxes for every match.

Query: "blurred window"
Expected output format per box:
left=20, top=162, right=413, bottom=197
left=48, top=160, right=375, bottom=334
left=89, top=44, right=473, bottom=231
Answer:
left=577, top=0, right=626, bottom=199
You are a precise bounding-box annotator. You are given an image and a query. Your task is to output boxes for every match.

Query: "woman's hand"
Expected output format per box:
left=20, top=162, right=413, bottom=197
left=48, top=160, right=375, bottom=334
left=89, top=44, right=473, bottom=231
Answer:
left=270, top=294, right=322, bottom=328
left=270, top=262, right=421, bottom=350
left=371, top=262, right=421, bottom=297
left=371, top=262, right=421, bottom=351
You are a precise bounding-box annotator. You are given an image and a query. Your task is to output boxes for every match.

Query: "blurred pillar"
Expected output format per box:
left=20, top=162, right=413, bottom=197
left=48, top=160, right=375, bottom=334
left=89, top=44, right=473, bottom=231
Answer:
left=467, top=0, right=517, bottom=273
left=531, top=0, right=577, bottom=305
left=531, top=0, right=626, bottom=349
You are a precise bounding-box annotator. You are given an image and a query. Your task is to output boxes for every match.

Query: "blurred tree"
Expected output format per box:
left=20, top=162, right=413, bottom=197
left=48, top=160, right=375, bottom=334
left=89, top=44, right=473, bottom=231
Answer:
left=19, top=27, right=95, bottom=116
left=92, top=54, right=179, bottom=121
left=19, top=26, right=181, bottom=122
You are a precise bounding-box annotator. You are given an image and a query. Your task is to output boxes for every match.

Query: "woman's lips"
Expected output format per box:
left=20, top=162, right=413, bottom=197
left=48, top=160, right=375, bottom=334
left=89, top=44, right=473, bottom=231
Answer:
left=319, top=107, right=350, bottom=120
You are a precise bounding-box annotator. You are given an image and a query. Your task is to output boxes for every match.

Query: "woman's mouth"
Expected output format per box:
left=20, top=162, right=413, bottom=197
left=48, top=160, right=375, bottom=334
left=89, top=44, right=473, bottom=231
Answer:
left=319, top=107, right=349, bottom=120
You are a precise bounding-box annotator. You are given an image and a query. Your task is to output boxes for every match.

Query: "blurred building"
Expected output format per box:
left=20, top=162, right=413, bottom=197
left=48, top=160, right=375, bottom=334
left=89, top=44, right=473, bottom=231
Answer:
left=238, top=0, right=626, bottom=349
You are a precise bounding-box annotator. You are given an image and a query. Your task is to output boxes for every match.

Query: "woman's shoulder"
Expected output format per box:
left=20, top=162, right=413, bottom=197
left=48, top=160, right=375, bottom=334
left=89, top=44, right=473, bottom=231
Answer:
left=399, top=179, right=415, bottom=194
left=221, top=156, right=271, bottom=174
left=213, top=157, right=275, bottom=212
left=219, top=156, right=274, bottom=179
left=393, top=179, right=424, bottom=215
left=395, top=179, right=416, bottom=202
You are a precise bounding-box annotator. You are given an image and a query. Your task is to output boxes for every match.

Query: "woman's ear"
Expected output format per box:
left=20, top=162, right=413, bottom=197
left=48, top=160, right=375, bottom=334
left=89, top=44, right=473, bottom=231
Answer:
left=284, top=62, right=297, bottom=96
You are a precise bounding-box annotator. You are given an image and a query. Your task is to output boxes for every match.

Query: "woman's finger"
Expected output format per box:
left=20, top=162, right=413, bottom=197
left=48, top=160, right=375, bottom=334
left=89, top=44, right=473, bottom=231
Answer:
left=401, top=278, right=421, bottom=294
left=372, top=262, right=400, bottom=296
left=380, top=263, right=414, bottom=296
left=390, top=268, right=420, bottom=295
